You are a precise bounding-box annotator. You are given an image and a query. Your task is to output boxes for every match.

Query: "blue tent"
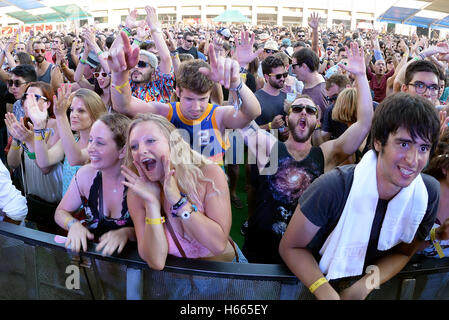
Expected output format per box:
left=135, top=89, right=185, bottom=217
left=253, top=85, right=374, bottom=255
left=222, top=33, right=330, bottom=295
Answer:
left=377, top=0, right=449, bottom=29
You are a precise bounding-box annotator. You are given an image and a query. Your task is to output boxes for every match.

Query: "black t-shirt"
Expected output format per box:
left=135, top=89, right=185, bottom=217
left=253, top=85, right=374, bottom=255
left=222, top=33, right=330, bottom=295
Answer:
left=176, top=46, right=199, bottom=59
left=243, top=142, right=325, bottom=264
left=254, top=89, right=287, bottom=126
left=222, top=72, right=257, bottom=101
left=300, top=165, right=439, bottom=268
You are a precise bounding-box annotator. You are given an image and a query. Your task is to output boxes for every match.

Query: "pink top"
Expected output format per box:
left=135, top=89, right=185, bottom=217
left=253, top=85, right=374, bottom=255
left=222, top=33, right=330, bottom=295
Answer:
left=164, top=227, right=212, bottom=258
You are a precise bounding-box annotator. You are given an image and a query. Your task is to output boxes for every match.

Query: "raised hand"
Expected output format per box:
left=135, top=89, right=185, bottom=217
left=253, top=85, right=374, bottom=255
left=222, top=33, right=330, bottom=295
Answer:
left=164, top=30, right=177, bottom=52
left=338, top=42, right=366, bottom=77
left=199, top=44, right=240, bottom=89
left=234, top=31, right=263, bottom=67
left=308, top=12, right=320, bottom=30
left=121, top=163, right=161, bottom=204
left=53, top=83, right=72, bottom=118
left=125, top=9, right=139, bottom=29
left=107, top=31, right=140, bottom=73
left=439, top=110, right=449, bottom=139
left=135, top=20, right=147, bottom=41
left=144, top=6, right=159, bottom=29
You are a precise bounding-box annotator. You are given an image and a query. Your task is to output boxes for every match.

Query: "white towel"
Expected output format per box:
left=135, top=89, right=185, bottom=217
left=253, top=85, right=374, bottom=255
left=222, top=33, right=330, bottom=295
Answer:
left=318, top=150, right=428, bottom=280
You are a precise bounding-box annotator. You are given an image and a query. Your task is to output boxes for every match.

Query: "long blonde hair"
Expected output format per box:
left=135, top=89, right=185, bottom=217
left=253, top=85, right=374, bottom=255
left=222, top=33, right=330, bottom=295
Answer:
left=125, top=113, right=220, bottom=208
left=332, top=87, right=357, bottom=124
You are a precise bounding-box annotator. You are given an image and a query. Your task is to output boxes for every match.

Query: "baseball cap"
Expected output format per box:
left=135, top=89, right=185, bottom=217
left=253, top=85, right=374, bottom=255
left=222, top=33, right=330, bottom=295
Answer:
left=282, top=38, right=292, bottom=47
left=80, top=50, right=100, bottom=68
left=218, top=28, right=231, bottom=39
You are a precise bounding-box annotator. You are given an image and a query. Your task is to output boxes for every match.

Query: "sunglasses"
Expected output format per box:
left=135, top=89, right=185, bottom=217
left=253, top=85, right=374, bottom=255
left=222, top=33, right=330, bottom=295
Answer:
left=291, top=63, right=301, bottom=69
left=93, top=72, right=110, bottom=78
left=264, top=49, right=276, bottom=54
left=34, top=49, right=45, bottom=54
left=7, top=80, right=27, bottom=87
left=177, top=36, right=183, bottom=39
left=326, top=95, right=338, bottom=103
left=298, top=34, right=305, bottom=38
left=291, top=105, right=318, bottom=115
left=185, top=39, right=194, bottom=43
left=327, top=47, right=335, bottom=52
left=137, top=61, right=150, bottom=68
left=21, top=92, right=48, bottom=103
left=269, top=72, right=288, bottom=80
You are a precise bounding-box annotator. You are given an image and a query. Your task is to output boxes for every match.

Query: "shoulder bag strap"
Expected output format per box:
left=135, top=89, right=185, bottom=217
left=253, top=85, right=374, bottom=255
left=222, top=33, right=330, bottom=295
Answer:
left=164, top=214, right=187, bottom=258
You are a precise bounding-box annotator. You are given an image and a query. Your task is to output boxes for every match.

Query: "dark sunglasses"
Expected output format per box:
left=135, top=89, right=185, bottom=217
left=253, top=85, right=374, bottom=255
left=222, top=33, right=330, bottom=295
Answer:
left=291, top=105, right=317, bottom=115
left=326, top=95, right=338, bottom=103
left=7, top=80, right=27, bottom=87
left=137, top=61, right=150, bottom=68
left=291, top=63, right=301, bottom=69
left=327, top=47, right=335, bottom=52
left=34, top=49, right=45, bottom=54
left=264, top=49, right=276, bottom=54
left=177, top=36, right=183, bottom=39
left=269, top=72, right=288, bottom=80
left=21, top=92, right=48, bottom=103
left=93, top=72, right=110, bottom=78
left=185, top=39, right=193, bottom=43
left=298, top=34, right=305, bottom=38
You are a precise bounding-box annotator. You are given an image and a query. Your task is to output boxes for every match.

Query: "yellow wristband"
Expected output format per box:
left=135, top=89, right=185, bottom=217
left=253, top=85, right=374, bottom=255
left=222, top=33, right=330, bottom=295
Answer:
left=63, top=216, right=72, bottom=229
left=11, top=144, right=21, bottom=150
left=240, top=73, right=247, bottom=81
left=145, top=217, right=166, bottom=225
left=431, top=228, right=445, bottom=258
left=268, top=122, right=272, bottom=130
left=112, top=80, right=129, bottom=94
left=34, top=134, right=44, bottom=141
left=309, top=277, right=328, bottom=294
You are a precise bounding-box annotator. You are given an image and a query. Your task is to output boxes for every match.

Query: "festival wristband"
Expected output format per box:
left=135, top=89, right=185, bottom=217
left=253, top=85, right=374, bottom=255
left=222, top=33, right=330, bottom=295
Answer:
left=11, top=144, right=21, bottom=150
left=112, top=80, right=129, bottom=94
left=268, top=122, right=272, bottom=130
left=145, top=217, right=166, bottom=225
left=309, top=277, right=328, bottom=294
left=79, top=59, right=87, bottom=65
left=431, top=228, right=445, bottom=258
left=34, top=135, right=44, bottom=141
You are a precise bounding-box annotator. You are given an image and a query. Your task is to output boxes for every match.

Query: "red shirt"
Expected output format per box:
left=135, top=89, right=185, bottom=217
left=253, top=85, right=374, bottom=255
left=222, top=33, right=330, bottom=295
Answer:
left=366, top=67, right=395, bottom=103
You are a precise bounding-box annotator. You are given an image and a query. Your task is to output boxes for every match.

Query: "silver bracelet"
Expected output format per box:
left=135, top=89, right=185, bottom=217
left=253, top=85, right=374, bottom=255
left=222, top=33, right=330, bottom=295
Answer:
left=229, top=80, right=243, bottom=117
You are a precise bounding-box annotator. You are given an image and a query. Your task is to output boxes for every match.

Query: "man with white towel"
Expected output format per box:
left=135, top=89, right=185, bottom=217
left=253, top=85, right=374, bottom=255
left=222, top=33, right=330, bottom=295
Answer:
left=280, top=92, right=441, bottom=299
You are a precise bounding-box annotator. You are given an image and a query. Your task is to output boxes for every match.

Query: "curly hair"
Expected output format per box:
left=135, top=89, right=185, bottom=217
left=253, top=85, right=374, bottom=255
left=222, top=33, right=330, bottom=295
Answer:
left=176, top=59, right=214, bottom=95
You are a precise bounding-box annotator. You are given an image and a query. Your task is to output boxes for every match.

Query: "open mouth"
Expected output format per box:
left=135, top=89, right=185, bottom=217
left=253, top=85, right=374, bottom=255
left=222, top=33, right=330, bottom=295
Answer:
left=399, top=166, right=415, bottom=177
left=142, top=158, right=157, bottom=171
left=298, top=118, right=307, bottom=130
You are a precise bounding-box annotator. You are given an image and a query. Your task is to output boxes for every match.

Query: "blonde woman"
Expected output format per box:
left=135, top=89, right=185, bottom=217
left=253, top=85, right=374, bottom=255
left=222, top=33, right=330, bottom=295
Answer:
left=121, top=113, right=246, bottom=270
left=26, top=84, right=107, bottom=195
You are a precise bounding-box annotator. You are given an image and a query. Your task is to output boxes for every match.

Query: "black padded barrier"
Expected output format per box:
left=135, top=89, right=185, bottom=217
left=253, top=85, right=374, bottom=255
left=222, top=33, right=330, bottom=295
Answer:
left=0, top=221, right=449, bottom=300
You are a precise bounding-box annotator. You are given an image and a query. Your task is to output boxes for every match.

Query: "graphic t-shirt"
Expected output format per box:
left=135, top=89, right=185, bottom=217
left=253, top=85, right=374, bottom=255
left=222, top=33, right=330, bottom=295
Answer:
left=243, top=142, right=325, bottom=264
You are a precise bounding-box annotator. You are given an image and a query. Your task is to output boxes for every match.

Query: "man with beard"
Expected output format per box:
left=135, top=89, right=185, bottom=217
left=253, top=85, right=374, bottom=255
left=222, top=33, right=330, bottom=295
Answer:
left=240, top=42, right=373, bottom=264
left=32, top=41, right=63, bottom=91
left=255, top=56, right=288, bottom=136
left=130, top=6, right=174, bottom=103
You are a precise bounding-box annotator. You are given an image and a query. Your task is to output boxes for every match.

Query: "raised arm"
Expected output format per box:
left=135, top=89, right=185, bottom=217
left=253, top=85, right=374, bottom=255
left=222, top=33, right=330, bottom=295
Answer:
left=73, top=41, right=94, bottom=90
left=145, top=6, right=172, bottom=74
left=107, top=31, right=169, bottom=117
left=200, top=44, right=261, bottom=129
left=53, top=84, right=89, bottom=166
left=321, top=42, right=373, bottom=171
left=308, top=13, right=320, bottom=55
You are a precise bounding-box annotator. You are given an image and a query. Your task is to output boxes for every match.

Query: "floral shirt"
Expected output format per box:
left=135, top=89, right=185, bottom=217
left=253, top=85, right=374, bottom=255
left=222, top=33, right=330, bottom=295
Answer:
left=130, top=70, right=175, bottom=103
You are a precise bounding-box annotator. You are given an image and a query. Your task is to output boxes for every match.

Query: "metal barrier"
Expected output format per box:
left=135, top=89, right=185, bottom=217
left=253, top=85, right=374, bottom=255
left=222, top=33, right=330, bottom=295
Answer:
left=1, top=221, right=449, bottom=300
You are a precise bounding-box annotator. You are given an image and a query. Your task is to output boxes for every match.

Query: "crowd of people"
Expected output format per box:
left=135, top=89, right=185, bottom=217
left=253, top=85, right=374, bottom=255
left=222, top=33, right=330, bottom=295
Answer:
left=1, top=6, right=449, bottom=299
